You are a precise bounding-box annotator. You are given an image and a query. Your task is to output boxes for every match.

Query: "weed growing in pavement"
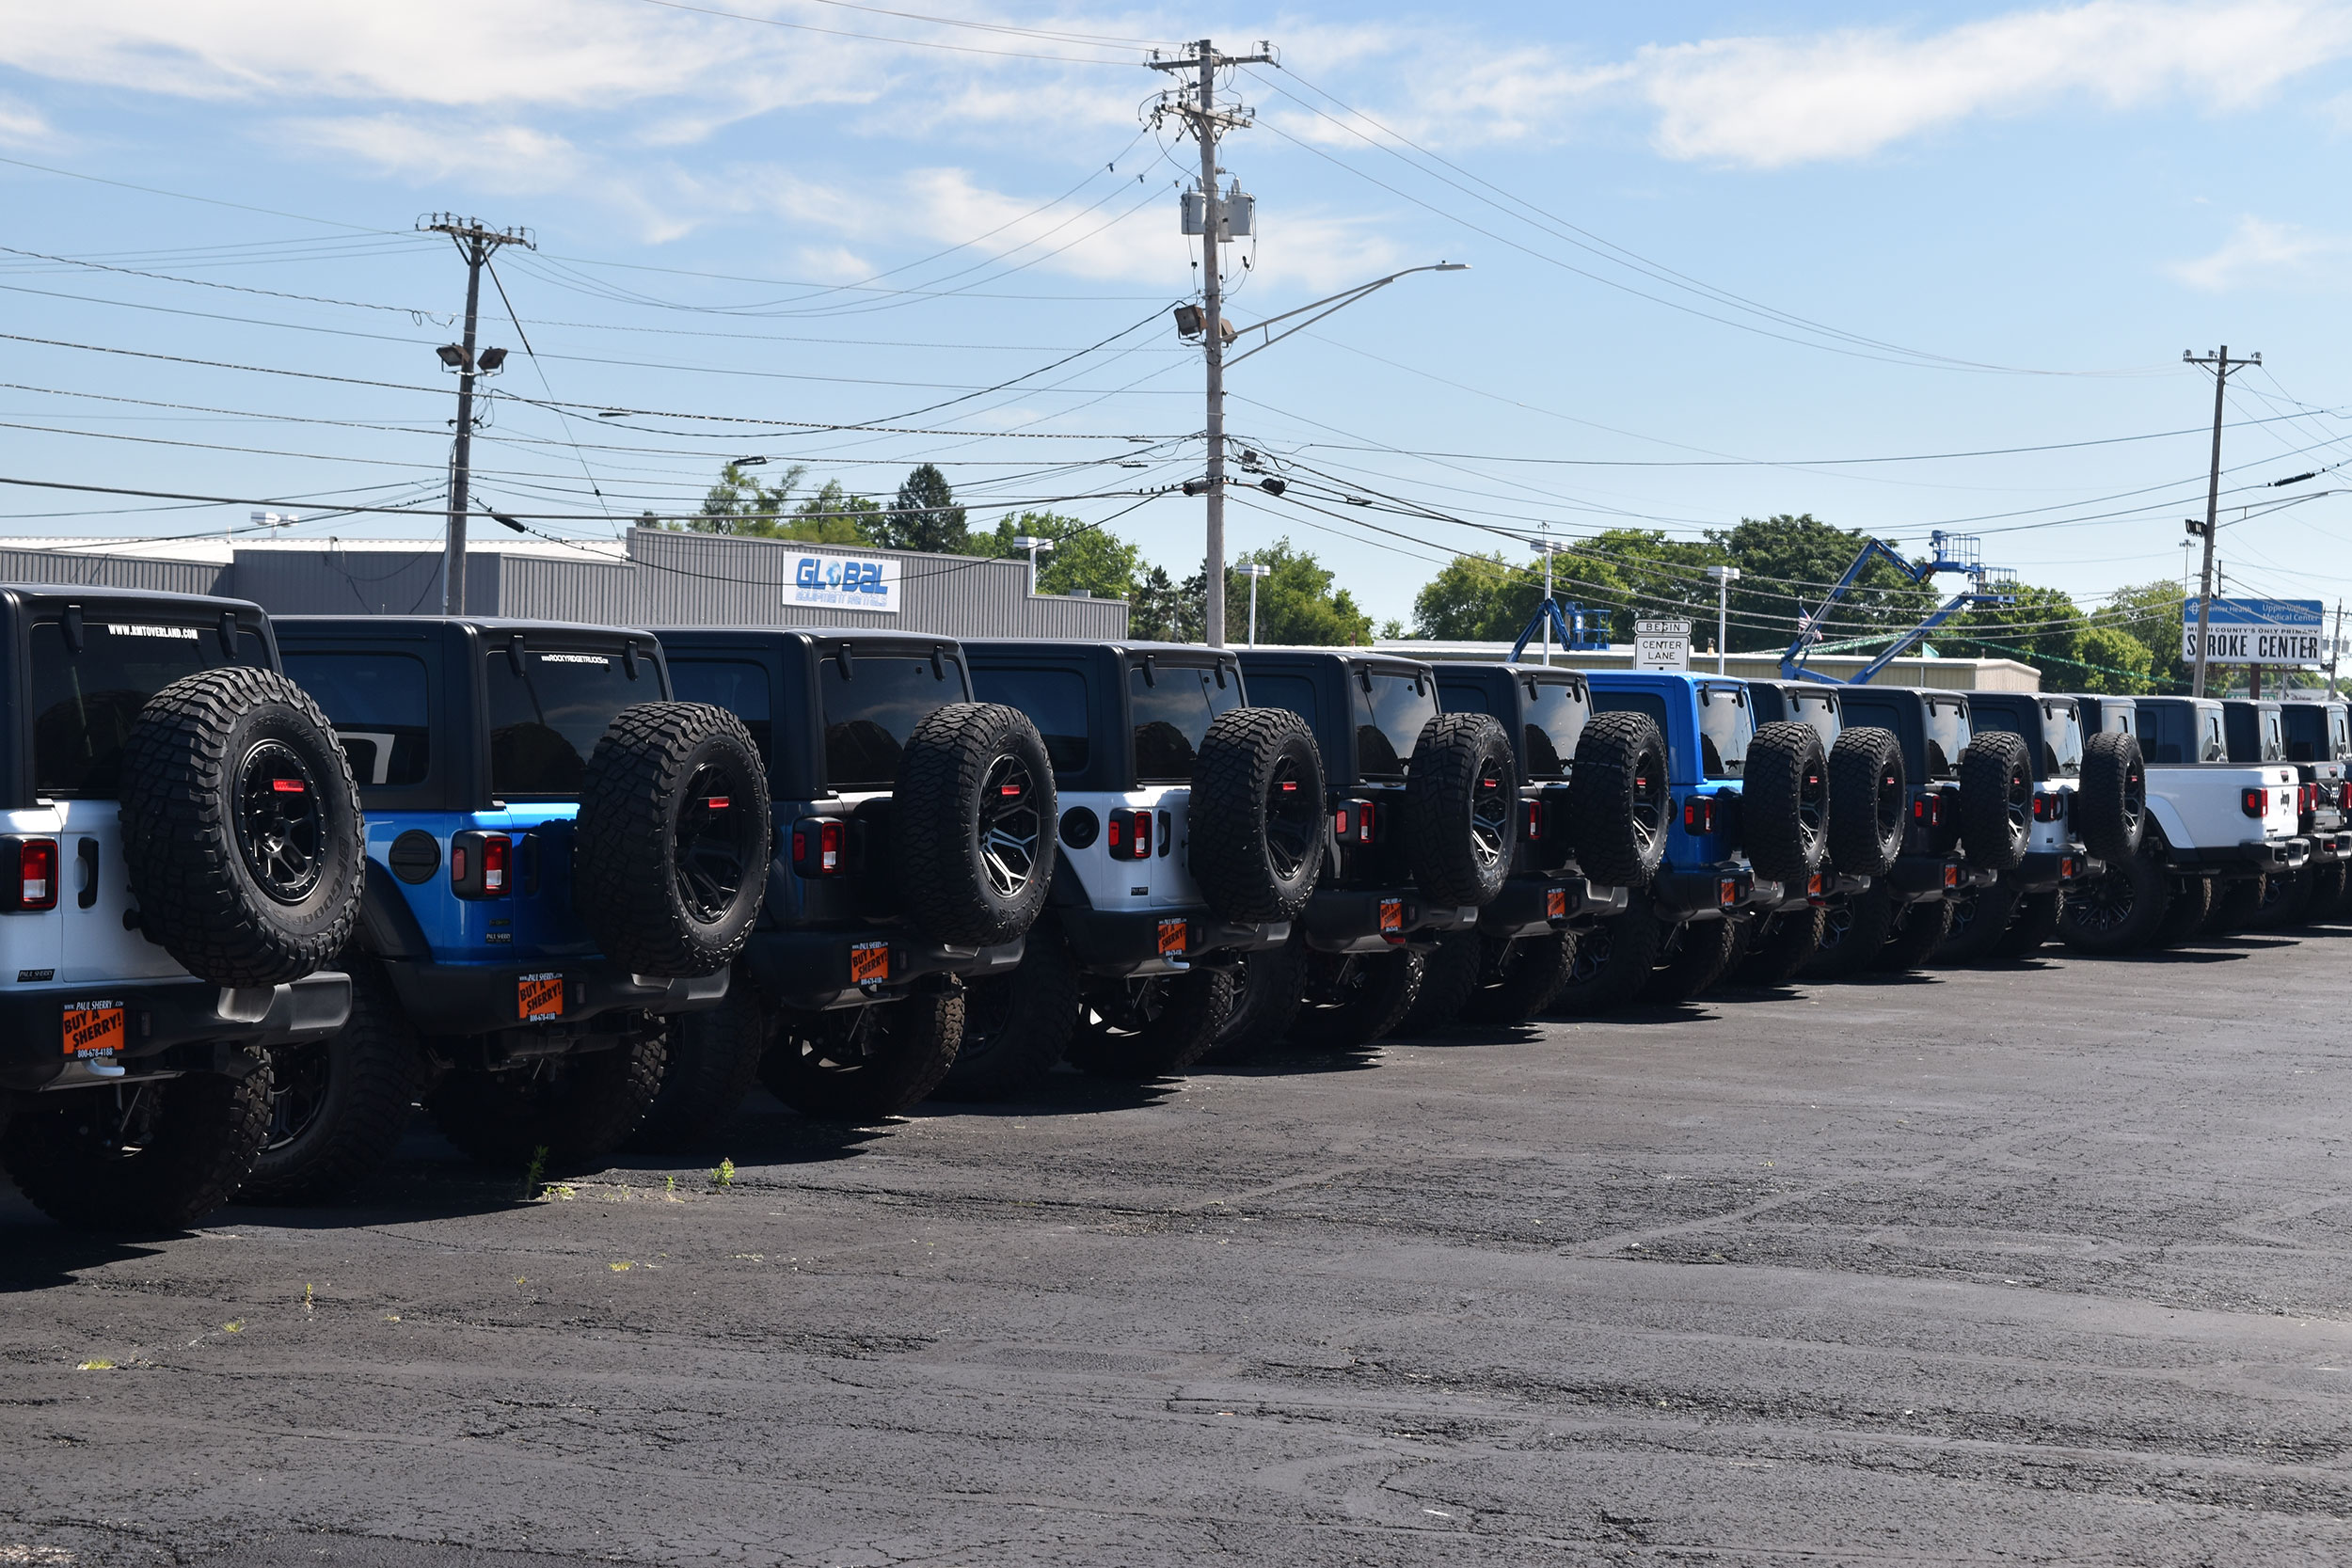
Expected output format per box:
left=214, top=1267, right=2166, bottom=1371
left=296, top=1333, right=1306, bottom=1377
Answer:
left=75, top=1359, right=115, bottom=1371
left=303, top=1283, right=313, bottom=1316
left=665, top=1174, right=675, bottom=1194
left=520, top=1145, right=549, bottom=1201
left=711, top=1158, right=736, bottom=1188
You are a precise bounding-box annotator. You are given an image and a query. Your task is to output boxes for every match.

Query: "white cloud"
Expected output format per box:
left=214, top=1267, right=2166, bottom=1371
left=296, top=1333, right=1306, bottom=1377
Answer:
left=290, top=116, right=586, bottom=188
left=0, top=93, right=53, bottom=147
left=2169, top=214, right=2352, bottom=289
left=1636, top=0, right=2352, bottom=167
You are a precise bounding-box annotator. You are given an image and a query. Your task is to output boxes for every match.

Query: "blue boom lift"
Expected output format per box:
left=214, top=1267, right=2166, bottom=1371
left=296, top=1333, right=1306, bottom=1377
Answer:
left=1781, top=530, right=2015, bottom=686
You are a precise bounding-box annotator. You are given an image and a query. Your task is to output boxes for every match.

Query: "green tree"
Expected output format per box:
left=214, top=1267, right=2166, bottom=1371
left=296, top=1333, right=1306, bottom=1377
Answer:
left=1411, top=552, right=1545, bottom=641
left=970, top=512, right=1138, bottom=599
left=1940, top=582, right=2086, bottom=667
left=786, top=479, right=883, bottom=544
left=2098, top=579, right=2190, bottom=691
left=1129, top=563, right=1198, bottom=642
left=1705, top=515, right=1934, bottom=655
left=684, top=461, right=809, bottom=536
left=876, top=463, right=968, bottom=553
left=2069, top=624, right=2155, bottom=693
left=1230, top=540, right=1372, bottom=646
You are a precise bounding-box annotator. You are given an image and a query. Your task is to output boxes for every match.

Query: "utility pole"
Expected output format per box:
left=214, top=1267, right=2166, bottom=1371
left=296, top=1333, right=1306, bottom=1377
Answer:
left=1151, top=39, right=1275, bottom=648
left=1708, top=564, right=1740, bottom=674
left=2330, top=599, right=2344, bottom=691
left=421, top=214, right=532, bottom=614
left=2185, top=345, right=2260, bottom=698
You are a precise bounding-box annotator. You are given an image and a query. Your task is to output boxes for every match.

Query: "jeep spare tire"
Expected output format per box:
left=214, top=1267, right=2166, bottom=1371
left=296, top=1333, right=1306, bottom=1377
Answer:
left=1565, top=710, right=1671, bottom=890
left=2075, top=730, right=2147, bottom=863
left=1188, top=705, right=1327, bottom=922
left=1957, top=730, right=2032, bottom=872
left=1743, top=721, right=1830, bottom=886
left=120, top=666, right=364, bottom=988
left=574, top=701, right=769, bottom=977
left=895, top=702, right=1056, bottom=947
left=1826, top=726, right=1906, bottom=878
left=1403, top=711, right=1517, bottom=909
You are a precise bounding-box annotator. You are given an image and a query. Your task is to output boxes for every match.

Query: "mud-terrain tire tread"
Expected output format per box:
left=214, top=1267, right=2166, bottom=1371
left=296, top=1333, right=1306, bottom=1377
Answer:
left=1288, top=948, right=1422, bottom=1050
left=119, top=666, right=364, bottom=987
left=2247, top=864, right=2314, bottom=930
left=2075, top=731, right=2148, bottom=863
left=1066, top=967, right=1238, bottom=1079
left=1826, top=727, right=1907, bottom=878
left=1392, top=929, right=1483, bottom=1037
left=1734, top=906, right=1825, bottom=989
left=2060, top=845, right=2171, bottom=954
left=628, top=979, right=771, bottom=1152
left=1402, top=712, right=1517, bottom=909
left=1567, top=712, right=1670, bottom=889
left=1188, top=707, right=1327, bottom=922
left=427, top=1023, right=668, bottom=1168
left=239, top=956, right=422, bottom=1204
left=895, top=703, right=1056, bottom=947
left=1549, top=898, right=1664, bottom=1014
left=1935, top=877, right=2025, bottom=966
left=1202, top=932, right=1308, bottom=1064
left=937, top=927, right=1081, bottom=1101
left=1743, top=721, right=1831, bottom=885
left=1644, top=916, right=1739, bottom=1004
left=1462, top=932, right=1577, bottom=1023
left=762, top=987, right=964, bottom=1119
left=1803, top=889, right=1899, bottom=979
left=4, top=1069, right=272, bottom=1233
left=1874, top=896, right=1954, bottom=971
left=1957, top=731, right=2032, bottom=871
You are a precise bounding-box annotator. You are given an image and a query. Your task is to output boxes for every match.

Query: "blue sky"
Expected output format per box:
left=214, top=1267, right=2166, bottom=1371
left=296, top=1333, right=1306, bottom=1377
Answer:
left=0, top=0, right=2347, bottom=629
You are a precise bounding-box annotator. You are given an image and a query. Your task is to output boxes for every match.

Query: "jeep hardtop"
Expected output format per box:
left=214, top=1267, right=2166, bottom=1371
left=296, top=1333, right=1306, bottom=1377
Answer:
left=0, top=585, right=361, bottom=1231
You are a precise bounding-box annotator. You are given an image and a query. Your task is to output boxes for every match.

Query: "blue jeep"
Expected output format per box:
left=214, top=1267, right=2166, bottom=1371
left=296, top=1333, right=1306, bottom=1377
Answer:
left=246, top=617, right=767, bottom=1199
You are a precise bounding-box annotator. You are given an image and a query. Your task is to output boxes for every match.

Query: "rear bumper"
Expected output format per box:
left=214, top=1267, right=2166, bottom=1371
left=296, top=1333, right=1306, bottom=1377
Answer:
left=1056, top=907, right=1287, bottom=976
left=1654, top=864, right=1778, bottom=920
left=2013, top=849, right=2100, bottom=894
left=1300, top=889, right=1477, bottom=954
left=381, top=958, right=727, bottom=1037
left=1768, top=872, right=1871, bottom=912
left=2304, top=830, right=2352, bottom=863
left=1478, top=875, right=1627, bottom=938
left=743, top=929, right=1025, bottom=1011
left=0, top=971, right=352, bottom=1093
left=1884, top=854, right=1994, bottom=901
left=2169, top=838, right=2311, bottom=876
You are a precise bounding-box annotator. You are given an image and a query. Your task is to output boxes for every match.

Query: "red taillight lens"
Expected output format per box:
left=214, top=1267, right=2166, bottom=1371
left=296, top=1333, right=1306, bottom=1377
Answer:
left=1332, top=800, right=1376, bottom=845
left=791, top=817, right=847, bottom=876
left=1683, top=797, right=1717, bottom=834
left=1105, top=809, right=1152, bottom=860
left=450, top=831, right=511, bottom=898
left=2243, top=787, right=2266, bottom=818
left=2032, top=793, right=2064, bottom=822
left=1525, top=800, right=1545, bottom=841
left=482, top=833, right=508, bottom=894
left=8, top=836, right=57, bottom=911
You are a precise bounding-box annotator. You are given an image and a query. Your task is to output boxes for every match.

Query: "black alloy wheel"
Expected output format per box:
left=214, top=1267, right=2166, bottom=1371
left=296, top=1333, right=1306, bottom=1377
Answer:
left=1629, top=766, right=1668, bottom=870
left=234, top=738, right=326, bottom=904
left=1469, top=756, right=1514, bottom=872
left=1263, top=752, right=1319, bottom=881
left=262, top=1041, right=330, bottom=1152
left=1868, top=760, right=1904, bottom=844
left=2067, top=867, right=2140, bottom=933
left=977, top=752, right=1043, bottom=900
left=1569, top=923, right=1614, bottom=983
left=673, top=760, right=760, bottom=924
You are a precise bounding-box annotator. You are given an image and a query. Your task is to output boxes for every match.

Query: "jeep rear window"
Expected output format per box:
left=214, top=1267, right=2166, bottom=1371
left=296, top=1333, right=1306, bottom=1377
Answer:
left=1922, top=699, right=1970, bottom=779
left=1129, top=662, right=1241, bottom=783
left=667, top=658, right=771, bottom=767
left=969, top=666, right=1087, bottom=773
left=2040, top=701, right=2085, bottom=777
left=1691, top=686, right=1751, bottom=779
left=820, top=652, right=965, bottom=791
left=1788, top=689, right=1841, bottom=750
left=1246, top=673, right=1319, bottom=733
left=1591, top=690, right=1673, bottom=759
left=1354, top=669, right=1437, bottom=779
left=484, top=649, right=651, bottom=798
left=1520, top=678, right=1589, bottom=780
left=282, top=652, right=430, bottom=787
left=2259, top=709, right=2284, bottom=763
left=31, top=619, right=259, bottom=798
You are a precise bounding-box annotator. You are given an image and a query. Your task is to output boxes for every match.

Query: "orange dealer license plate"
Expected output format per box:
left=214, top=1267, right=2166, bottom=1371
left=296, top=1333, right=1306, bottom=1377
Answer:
left=62, top=1001, right=124, bottom=1059
left=517, top=974, right=564, bottom=1022
left=1157, top=918, right=1188, bottom=956
left=850, top=942, right=890, bottom=985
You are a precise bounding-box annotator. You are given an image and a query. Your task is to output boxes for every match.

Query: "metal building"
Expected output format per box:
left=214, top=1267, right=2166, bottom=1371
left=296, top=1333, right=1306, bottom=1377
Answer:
left=0, top=530, right=1130, bottom=639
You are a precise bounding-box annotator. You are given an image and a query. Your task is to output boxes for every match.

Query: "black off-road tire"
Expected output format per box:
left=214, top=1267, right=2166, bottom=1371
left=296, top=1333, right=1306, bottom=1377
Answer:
left=1202, top=932, right=1308, bottom=1064
left=1392, top=929, right=1483, bottom=1037
left=575, top=703, right=769, bottom=978
left=896, top=704, right=1056, bottom=947
left=1734, top=906, right=1825, bottom=989
left=1463, top=932, right=1577, bottom=1023
left=240, top=958, right=422, bottom=1204
left=1875, top=895, right=1953, bottom=972
left=1827, top=727, right=1907, bottom=878
left=1994, top=889, right=2064, bottom=958
left=2206, top=876, right=2266, bottom=935
left=427, top=1023, right=668, bottom=1169
left=2060, top=846, right=2171, bottom=954
left=120, top=667, right=364, bottom=988
left=2153, top=872, right=2211, bottom=947
left=762, top=985, right=963, bottom=1119
left=937, top=928, right=1081, bottom=1101
left=2308, top=862, right=2350, bottom=923
left=2075, top=732, right=2148, bottom=863
left=1188, top=708, right=1327, bottom=922
left=1403, top=713, right=1518, bottom=909
left=1644, top=916, right=1738, bottom=1004
left=1803, top=889, right=1898, bottom=979
left=1935, top=877, right=2024, bottom=966
left=1957, top=732, right=2032, bottom=872
left=1066, top=968, right=1238, bottom=1080
left=3, top=1069, right=271, bottom=1233
left=1568, top=712, right=1670, bottom=889
left=1743, top=721, right=1831, bottom=886
left=1288, top=948, right=1422, bottom=1051
left=627, top=979, right=771, bottom=1153
left=2247, top=866, right=2312, bottom=930
left=1549, top=900, right=1663, bottom=1014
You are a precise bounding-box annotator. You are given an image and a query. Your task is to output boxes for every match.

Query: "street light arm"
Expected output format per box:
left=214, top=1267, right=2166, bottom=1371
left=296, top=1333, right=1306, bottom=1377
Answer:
left=1222, top=262, right=1466, bottom=371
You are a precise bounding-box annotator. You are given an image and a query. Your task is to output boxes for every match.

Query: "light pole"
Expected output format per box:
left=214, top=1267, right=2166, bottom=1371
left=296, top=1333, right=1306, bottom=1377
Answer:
left=1175, top=261, right=1467, bottom=646
left=1707, top=565, right=1740, bottom=673
left=1011, top=534, right=1053, bottom=596
left=1237, top=561, right=1272, bottom=645
left=1531, top=535, right=1564, bottom=666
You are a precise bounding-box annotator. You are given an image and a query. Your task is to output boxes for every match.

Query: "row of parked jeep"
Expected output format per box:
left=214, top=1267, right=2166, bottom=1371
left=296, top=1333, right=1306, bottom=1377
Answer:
left=0, top=582, right=2335, bottom=1234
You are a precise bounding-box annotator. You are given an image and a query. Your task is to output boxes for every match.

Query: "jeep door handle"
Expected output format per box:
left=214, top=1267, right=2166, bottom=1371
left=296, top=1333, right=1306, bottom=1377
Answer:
left=76, top=837, right=99, bottom=909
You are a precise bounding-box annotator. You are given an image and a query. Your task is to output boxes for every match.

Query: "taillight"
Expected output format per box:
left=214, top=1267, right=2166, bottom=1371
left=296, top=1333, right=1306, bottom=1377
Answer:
left=790, top=817, right=847, bottom=877
left=1525, top=800, right=1546, bottom=841
left=2243, top=788, right=2266, bottom=818
left=1683, top=796, right=1717, bottom=834
left=1105, top=808, right=1152, bottom=861
left=5, top=836, right=57, bottom=911
left=2298, top=784, right=2313, bottom=815
left=1333, top=800, right=1376, bottom=845
left=2032, top=792, right=2066, bottom=822
left=450, top=831, right=511, bottom=898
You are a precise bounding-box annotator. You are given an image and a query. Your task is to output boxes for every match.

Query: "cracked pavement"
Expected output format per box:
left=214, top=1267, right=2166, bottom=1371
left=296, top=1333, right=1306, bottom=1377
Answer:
left=7, top=927, right=2352, bottom=1565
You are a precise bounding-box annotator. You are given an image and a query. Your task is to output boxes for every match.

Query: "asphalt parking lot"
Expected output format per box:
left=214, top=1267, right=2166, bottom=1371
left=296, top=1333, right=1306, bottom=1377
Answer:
left=7, top=926, right=2352, bottom=1567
